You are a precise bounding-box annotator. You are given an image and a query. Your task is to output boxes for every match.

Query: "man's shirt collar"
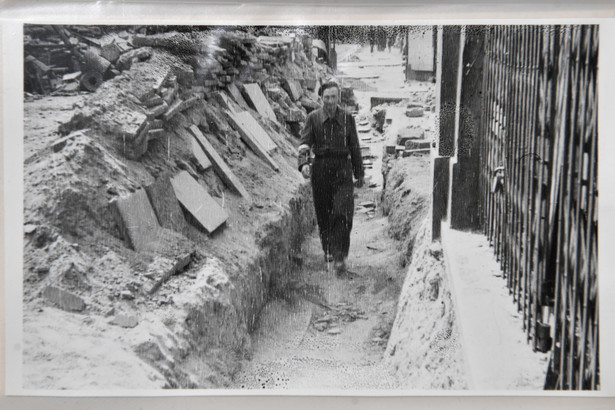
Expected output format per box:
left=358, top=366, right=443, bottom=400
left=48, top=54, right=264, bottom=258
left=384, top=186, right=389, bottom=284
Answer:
left=316, top=106, right=345, bottom=126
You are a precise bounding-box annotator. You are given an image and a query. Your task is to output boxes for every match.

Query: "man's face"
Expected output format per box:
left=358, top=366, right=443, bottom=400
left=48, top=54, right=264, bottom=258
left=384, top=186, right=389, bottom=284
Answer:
left=322, top=86, right=339, bottom=115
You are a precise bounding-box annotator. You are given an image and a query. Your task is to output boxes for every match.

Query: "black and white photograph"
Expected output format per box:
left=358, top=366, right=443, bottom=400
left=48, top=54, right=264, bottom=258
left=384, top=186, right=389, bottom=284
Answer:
left=2, top=4, right=611, bottom=402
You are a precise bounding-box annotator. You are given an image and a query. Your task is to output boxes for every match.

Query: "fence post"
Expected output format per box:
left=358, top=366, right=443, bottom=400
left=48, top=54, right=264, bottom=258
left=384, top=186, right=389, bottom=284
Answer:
left=432, top=25, right=461, bottom=240
left=450, top=26, right=485, bottom=231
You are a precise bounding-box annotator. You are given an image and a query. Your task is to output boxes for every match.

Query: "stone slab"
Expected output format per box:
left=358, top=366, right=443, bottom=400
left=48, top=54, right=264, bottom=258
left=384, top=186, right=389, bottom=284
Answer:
left=227, top=83, right=250, bottom=110
left=110, top=189, right=163, bottom=252
left=226, top=111, right=279, bottom=171
left=397, top=126, right=425, bottom=145
left=189, top=125, right=252, bottom=201
left=42, top=285, right=85, bottom=312
left=242, top=83, right=277, bottom=122
left=232, top=111, right=277, bottom=153
left=170, top=170, right=228, bottom=234
left=145, top=175, right=190, bottom=236
left=190, top=137, right=212, bottom=171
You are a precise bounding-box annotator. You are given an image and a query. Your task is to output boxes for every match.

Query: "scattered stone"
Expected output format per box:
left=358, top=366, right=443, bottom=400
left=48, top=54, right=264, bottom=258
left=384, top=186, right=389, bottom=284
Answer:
left=429, top=243, right=443, bottom=260
left=24, top=224, right=38, bottom=235
left=314, top=322, right=327, bottom=332
left=42, top=285, right=85, bottom=312
left=360, top=201, right=376, bottom=208
left=111, top=313, right=138, bottom=328
left=120, top=290, right=135, bottom=300
left=327, top=327, right=341, bottom=335
left=406, top=107, right=424, bottom=118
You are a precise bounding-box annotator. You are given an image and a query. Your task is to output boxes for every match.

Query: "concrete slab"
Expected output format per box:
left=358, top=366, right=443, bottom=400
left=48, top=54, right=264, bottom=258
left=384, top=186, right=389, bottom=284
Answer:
left=227, top=111, right=280, bottom=172
left=190, top=137, right=212, bottom=171
left=110, top=189, right=163, bottom=252
left=145, top=174, right=190, bottom=236
left=242, top=83, right=277, bottom=122
left=232, top=111, right=277, bottom=153
left=170, top=170, right=228, bottom=234
left=188, top=125, right=252, bottom=201
left=227, top=83, right=250, bottom=110
left=441, top=223, right=549, bottom=390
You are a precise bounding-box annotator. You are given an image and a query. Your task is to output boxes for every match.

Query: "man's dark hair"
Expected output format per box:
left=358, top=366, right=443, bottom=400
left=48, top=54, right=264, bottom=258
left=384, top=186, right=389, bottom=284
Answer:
left=319, top=80, right=340, bottom=97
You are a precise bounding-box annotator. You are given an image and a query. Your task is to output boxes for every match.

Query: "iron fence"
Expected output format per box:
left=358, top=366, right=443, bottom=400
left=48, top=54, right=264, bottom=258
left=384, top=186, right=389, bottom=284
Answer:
left=478, top=25, right=598, bottom=390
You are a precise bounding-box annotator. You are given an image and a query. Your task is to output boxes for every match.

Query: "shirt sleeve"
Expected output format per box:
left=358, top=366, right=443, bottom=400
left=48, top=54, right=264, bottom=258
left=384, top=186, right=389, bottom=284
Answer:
left=297, top=113, right=314, bottom=171
left=346, top=114, right=364, bottom=179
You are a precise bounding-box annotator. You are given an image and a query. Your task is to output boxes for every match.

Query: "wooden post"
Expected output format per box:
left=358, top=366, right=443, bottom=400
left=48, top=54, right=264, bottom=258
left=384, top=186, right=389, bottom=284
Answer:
left=438, top=25, right=461, bottom=158
left=431, top=25, right=461, bottom=241
left=450, top=25, right=485, bottom=231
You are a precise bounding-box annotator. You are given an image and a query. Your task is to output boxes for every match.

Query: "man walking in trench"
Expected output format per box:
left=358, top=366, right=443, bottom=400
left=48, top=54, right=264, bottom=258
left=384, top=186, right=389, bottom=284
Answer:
left=298, top=80, right=364, bottom=276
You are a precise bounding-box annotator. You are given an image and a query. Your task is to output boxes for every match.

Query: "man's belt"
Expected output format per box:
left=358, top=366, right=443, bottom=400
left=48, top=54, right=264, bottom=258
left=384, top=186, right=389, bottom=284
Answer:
left=314, top=151, right=349, bottom=158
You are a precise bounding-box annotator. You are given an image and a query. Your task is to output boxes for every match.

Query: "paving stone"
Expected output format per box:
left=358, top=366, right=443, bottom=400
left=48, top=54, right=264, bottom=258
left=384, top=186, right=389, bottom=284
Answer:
left=42, top=285, right=85, bottom=312
left=110, top=189, right=162, bottom=252
left=170, top=171, right=228, bottom=234
left=242, top=83, right=277, bottom=122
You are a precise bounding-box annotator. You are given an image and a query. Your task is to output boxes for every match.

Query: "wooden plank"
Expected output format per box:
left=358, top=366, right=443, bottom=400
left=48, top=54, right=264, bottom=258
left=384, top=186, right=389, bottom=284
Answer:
left=170, top=171, right=228, bottom=234
left=188, top=125, right=252, bottom=201
left=226, top=111, right=279, bottom=171
left=242, top=83, right=277, bottom=122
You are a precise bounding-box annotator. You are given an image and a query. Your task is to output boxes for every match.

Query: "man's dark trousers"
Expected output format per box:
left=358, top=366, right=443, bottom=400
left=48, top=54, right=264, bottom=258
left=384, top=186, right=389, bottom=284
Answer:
left=311, top=155, right=354, bottom=261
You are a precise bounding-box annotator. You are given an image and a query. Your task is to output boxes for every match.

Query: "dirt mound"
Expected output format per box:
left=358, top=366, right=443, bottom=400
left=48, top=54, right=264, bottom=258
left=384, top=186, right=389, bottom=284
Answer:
left=381, top=154, right=431, bottom=265
left=384, top=219, right=467, bottom=389
left=22, top=28, right=326, bottom=389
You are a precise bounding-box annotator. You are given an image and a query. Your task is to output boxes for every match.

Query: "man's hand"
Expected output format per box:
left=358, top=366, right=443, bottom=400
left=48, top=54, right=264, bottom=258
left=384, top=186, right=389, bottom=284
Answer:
left=301, top=164, right=311, bottom=179
left=355, top=176, right=365, bottom=188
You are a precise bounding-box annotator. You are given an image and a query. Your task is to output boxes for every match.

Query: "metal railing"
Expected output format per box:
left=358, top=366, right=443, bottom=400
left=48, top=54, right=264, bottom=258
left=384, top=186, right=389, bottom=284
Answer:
left=478, top=25, right=599, bottom=390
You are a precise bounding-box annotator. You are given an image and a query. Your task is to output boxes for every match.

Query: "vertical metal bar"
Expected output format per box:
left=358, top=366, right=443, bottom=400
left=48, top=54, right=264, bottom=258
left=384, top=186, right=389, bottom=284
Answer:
left=552, top=25, right=572, bottom=388
left=578, top=25, right=598, bottom=389
left=522, top=25, right=538, bottom=332
left=564, top=25, right=582, bottom=388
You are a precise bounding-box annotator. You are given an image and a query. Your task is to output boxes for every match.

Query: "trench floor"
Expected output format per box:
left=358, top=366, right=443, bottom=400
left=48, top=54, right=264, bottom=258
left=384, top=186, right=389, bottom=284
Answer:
left=233, top=186, right=406, bottom=390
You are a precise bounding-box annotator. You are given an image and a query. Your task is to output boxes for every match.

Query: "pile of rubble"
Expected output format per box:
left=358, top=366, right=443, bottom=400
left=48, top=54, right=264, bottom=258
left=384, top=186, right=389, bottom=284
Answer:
left=23, top=27, right=334, bottom=388
left=312, top=301, right=368, bottom=335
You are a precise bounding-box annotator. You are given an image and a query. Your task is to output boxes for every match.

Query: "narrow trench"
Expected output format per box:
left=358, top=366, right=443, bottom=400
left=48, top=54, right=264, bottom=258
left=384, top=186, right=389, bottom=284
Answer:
left=229, top=168, right=422, bottom=390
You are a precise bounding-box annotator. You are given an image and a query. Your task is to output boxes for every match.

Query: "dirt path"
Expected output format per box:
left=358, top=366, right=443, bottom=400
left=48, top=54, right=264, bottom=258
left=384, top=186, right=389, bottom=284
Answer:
left=233, top=185, right=405, bottom=390
left=232, top=43, right=419, bottom=390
